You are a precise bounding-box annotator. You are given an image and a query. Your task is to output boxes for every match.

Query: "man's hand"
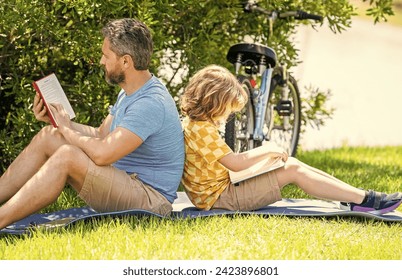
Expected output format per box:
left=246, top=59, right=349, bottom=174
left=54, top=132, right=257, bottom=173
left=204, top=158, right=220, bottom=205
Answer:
left=33, top=93, right=51, bottom=123
left=49, top=103, right=72, bottom=131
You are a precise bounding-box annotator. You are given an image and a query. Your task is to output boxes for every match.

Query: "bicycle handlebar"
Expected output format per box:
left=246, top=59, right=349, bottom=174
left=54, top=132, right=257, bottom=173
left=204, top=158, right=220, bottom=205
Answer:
left=244, top=1, right=323, bottom=22
left=292, top=10, right=323, bottom=21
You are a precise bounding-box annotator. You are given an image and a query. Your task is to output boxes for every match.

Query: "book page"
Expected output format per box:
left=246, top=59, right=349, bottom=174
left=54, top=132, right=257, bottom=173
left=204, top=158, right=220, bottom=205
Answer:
left=35, top=73, right=75, bottom=119
left=229, top=155, right=285, bottom=184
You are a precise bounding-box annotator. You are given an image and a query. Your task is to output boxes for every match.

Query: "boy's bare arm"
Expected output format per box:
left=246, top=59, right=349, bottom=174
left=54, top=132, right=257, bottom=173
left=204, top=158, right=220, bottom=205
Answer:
left=219, top=143, right=288, bottom=172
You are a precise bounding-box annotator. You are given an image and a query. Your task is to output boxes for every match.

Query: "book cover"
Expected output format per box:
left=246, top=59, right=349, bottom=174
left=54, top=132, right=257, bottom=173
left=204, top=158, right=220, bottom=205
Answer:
left=32, top=73, right=75, bottom=128
left=229, top=154, right=285, bottom=184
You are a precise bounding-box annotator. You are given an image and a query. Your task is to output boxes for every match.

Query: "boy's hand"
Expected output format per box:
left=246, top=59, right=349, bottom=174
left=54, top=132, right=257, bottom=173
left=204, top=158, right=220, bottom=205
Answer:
left=267, top=150, right=289, bottom=162
left=263, top=142, right=289, bottom=162
left=33, top=93, right=51, bottom=123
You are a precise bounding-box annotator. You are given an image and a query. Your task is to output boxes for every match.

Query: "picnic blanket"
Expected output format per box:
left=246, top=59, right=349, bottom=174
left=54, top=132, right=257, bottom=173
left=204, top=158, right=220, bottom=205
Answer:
left=1, top=192, right=402, bottom=236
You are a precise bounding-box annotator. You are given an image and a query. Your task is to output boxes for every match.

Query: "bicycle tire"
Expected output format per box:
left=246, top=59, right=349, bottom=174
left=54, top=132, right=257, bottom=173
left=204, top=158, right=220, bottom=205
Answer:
left=224, top=76, right=255, bottom=153
left=262, top=73, right=301, bottom=156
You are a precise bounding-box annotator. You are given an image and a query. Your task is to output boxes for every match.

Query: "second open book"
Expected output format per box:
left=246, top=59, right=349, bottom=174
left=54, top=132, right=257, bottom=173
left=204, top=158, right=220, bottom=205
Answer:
left=229, top=143, right=285, bottom=184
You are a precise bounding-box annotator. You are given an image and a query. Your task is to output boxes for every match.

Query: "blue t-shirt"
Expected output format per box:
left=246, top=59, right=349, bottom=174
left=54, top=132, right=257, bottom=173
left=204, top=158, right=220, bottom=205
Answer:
left=109, top=76, right=184, bottom=203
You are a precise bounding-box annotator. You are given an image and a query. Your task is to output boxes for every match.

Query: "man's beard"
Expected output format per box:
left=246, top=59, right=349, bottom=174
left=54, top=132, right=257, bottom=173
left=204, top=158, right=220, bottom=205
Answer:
left=105, top=68, right=125, bottom=85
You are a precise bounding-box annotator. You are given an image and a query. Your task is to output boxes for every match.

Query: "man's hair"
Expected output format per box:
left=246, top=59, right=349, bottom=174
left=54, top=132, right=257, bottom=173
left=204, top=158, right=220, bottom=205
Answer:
left=102, top=18, right=153, bottom=70
left=180, top=65, right=248, bottom=125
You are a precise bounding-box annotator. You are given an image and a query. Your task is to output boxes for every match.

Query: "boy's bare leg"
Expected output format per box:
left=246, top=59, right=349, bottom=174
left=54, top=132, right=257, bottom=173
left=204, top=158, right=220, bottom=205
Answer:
left=275, top=157, right=366, bottom=204
left=0, top=144, right=90, bottom=230
left=0, top=126, right=68, bottom=204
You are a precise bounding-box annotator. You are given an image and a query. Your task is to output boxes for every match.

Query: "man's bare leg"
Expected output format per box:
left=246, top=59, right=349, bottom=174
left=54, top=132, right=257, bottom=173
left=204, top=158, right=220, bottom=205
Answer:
left=275, top=157, right=366, bottom=203
left=0, top=144, right=90, bottom=229
left=0, top=126, right=68, bottom=204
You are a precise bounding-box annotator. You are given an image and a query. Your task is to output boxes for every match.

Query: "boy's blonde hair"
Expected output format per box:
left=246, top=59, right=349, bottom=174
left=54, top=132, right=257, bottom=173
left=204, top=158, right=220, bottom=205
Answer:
left=180, top=65, right=248, bottom=125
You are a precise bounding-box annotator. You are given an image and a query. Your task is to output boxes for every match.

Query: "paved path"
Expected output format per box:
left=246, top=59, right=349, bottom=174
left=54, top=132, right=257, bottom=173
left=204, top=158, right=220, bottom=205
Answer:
left=293, top=19, right=402, bottom=150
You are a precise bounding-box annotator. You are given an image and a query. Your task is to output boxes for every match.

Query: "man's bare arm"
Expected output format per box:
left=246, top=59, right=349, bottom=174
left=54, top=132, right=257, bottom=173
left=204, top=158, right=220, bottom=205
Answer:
left=49, top=104, right=136, bottom=165
left=70, top=114, right=113, bottom=138
left=60, top=125, right=143, bottom=165
left=34, top=92, right=114, bottom=139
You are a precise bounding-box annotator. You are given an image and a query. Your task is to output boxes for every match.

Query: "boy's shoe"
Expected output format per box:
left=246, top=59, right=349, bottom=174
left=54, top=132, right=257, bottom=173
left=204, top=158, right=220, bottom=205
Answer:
left=340, top=190, right=402, bottom=215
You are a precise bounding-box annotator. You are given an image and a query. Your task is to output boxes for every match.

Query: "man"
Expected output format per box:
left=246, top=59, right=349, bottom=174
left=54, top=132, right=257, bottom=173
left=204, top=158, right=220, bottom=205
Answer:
left=0, top=18, right=184, bottom=229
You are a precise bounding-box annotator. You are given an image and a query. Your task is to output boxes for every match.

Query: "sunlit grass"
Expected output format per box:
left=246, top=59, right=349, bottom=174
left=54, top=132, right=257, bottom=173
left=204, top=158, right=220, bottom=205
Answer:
left=1, top=215, right=401, bottom=260
left=1, top=146, right=402, bottom=260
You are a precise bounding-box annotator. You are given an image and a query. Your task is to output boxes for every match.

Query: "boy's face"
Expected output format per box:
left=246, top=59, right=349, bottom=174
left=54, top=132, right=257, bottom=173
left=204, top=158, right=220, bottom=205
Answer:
left=100, top=38, right=125, bottom=85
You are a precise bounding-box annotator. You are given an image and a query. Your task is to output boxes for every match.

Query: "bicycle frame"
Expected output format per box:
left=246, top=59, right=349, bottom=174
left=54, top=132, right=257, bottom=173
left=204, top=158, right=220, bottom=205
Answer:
left=225, top=1, right=322, bottom=154
left=246, top=8, right=293, bottom=143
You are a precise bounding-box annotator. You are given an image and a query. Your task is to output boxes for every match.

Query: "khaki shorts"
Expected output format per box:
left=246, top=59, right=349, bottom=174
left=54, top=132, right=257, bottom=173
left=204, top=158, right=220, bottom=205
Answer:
left=212, top=170, right=281, bottom=211
left=78, top=160, right=172, bottom=216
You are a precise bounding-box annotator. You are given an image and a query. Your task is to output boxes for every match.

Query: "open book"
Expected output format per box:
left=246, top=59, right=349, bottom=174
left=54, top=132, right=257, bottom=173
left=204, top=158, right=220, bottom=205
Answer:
left=32, top=73, right=75, bottom=128
left=229, top=144, right=286, bottom=184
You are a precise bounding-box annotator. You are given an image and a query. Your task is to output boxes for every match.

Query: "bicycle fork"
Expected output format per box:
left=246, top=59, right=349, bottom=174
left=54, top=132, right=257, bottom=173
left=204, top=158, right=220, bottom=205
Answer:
left=276, top=64, right=291, bottom=130
left=252, top=64, right=292, bottom=142
left=252, top=67, right=273, bottom=142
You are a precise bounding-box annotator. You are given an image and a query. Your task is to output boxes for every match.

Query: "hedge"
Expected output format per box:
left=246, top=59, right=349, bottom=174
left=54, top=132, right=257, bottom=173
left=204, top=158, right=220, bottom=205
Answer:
left=0, top=0, right=394, bottom=172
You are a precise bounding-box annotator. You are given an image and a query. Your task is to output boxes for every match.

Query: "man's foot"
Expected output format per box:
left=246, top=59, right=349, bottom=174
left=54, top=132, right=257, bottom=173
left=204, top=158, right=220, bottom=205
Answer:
left=340, top=190, right=402, bottom=215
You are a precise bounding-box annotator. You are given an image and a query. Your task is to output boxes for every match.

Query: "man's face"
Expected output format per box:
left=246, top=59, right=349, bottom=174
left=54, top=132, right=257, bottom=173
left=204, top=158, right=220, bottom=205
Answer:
left=100, top=38, right=125, bottom=85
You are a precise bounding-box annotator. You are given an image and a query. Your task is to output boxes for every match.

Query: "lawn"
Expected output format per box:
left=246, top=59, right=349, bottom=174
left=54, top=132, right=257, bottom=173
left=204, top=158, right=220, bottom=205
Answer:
left=0, top=146, right=401, bottom=260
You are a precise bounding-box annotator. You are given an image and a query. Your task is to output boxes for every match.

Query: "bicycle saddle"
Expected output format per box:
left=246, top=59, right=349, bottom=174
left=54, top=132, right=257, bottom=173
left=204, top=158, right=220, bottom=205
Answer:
left=227, top=43, right=276, bottom=67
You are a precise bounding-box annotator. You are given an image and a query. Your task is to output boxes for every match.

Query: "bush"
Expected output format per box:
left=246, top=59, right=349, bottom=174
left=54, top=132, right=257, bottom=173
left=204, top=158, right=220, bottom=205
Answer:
left=0, top=0, right=394, bottom=172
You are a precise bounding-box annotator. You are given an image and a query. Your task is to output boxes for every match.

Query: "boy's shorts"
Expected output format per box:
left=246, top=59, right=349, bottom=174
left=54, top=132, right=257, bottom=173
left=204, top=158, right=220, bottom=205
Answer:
left=212, top=170, right=281, bottom=211
left=78, top=160, right=172, bottom=216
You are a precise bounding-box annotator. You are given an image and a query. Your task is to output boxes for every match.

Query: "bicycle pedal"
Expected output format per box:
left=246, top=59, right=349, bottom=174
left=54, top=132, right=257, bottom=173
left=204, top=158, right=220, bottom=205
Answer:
left=275, top=100, right=293, bottom=116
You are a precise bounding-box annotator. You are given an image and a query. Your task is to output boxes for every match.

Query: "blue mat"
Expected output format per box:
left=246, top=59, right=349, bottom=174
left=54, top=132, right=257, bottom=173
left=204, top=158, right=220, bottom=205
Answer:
left=1, top=192, right=401, bottom=236
left=0, top=207, right=165, bottom=236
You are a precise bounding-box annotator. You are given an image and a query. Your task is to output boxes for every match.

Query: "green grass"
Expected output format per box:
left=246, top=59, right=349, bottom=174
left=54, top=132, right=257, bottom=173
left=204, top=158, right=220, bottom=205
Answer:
left=1, top=146, right=402, bottom=260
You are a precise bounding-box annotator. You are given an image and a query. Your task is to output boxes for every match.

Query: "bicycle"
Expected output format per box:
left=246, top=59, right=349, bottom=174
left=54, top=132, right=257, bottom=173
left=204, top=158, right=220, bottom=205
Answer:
left=224, top=0, right=322, bottom=156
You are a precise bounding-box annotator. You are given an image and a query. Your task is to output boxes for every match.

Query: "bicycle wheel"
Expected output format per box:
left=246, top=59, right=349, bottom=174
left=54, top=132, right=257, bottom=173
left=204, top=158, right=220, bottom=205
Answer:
left=262, top=73, right=301, bottom=156
left=224, top=76, right=254, bottom=153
